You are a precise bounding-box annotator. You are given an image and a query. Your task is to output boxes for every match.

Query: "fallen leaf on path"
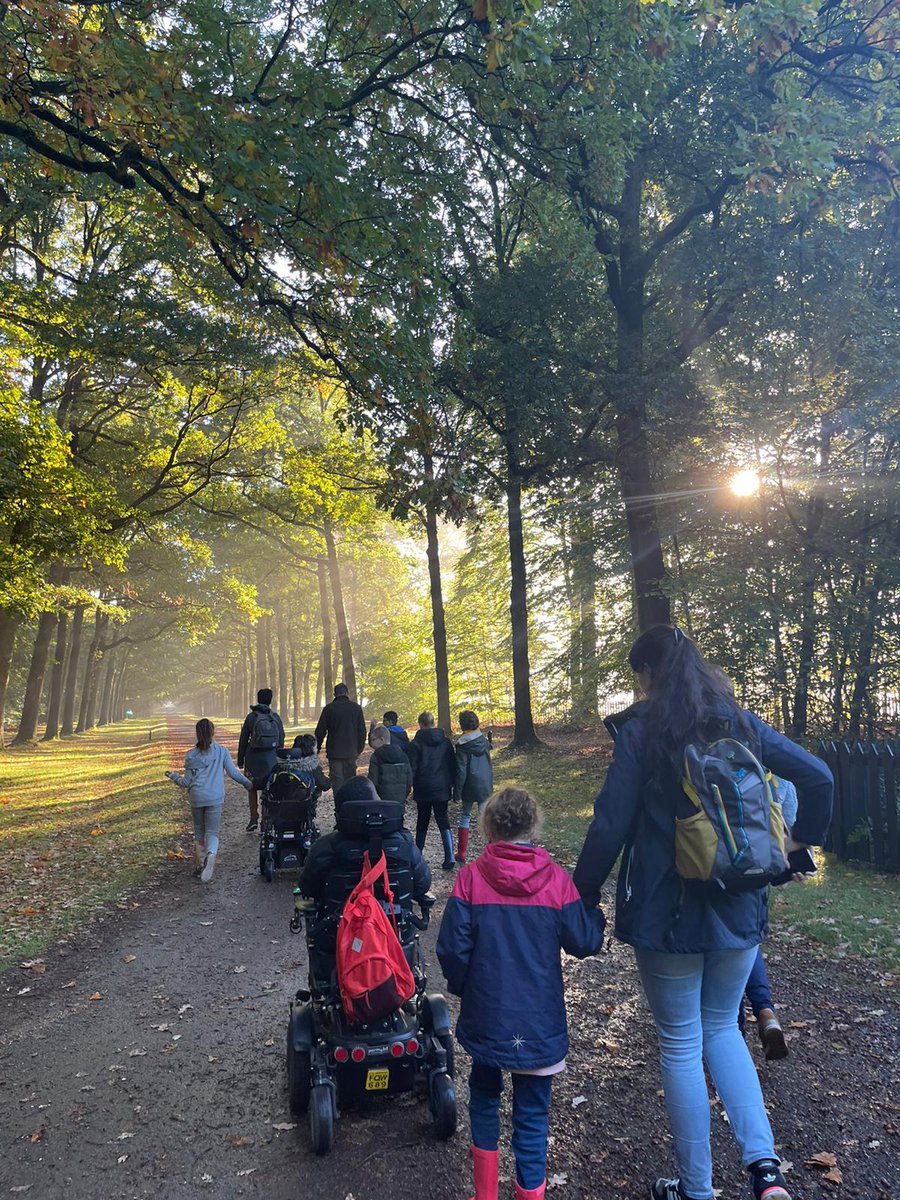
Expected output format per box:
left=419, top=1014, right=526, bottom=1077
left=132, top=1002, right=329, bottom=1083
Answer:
left=571, top=1095, right=587, bottom=1108
left=233, top=966, right=246, bottom=974
left=17, top=988, right=31, bottom=996
left=117, top=1132, right=134, bottom=1140
left=208, top=1056, right=221, bottom=1063
left=117, top=1155, right=128, bottom=1164
left=229, top=1135, right=253, bottom=1147
left=201, top=1174, right=213, bottom=1184
left=237, top=1169, right=257, bottom=1177
left=781, top=1161, right=793, bottom=1174
left=90, top=826, right=105, bottom=836
left=548, top=1174, right=567, bottom=1188
left=178, top=1004, right=193, bottom=1016
left=123, top=955, right=136, bottom=964
left=272, top=1122, right=295, bottom=1132
left=60, top=981, right=76, bottom=989
left=150, top=1023, right=170, bottom=1032
left=29, top=1130, right=43, bottom=1144
left=264, top=1038, right=274, bottom=1047
left=20, top=960, right=45, bottom=973
left=199, top=921, right=213, bottom=926
left=807, top=1152, right=838, bottom=1169
left=89, top=992, right=102, bottom=1001
left=166, top=849, right=186, bottom=860
left=128, top=1049, right=147, bottom=1057
left=10, top=1187, right=31, bottom=1193
left=823, top=1168, right=843, bottom=1185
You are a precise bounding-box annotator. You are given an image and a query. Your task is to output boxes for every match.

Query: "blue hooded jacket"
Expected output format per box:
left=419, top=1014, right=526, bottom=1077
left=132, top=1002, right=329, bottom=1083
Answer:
left=437, top=842, right=604, bottom=1070
left=573, top=705, right=833, bottom=953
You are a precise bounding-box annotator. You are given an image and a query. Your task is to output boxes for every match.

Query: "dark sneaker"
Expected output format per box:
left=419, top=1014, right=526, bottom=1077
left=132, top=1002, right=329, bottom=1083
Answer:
left=245, top=819, right=258, bottom=833
left=441, top=859, right=456, bottom=871
left=749, top=1159, right=791, bottom=1200
left=757, top=1009, right=788, bottom=1060
left=650, top=1180, right=702, bottom=1200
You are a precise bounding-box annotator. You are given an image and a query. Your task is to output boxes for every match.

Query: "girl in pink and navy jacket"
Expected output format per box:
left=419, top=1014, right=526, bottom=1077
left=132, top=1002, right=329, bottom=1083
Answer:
left=437, top=787, right=604, bottom=1200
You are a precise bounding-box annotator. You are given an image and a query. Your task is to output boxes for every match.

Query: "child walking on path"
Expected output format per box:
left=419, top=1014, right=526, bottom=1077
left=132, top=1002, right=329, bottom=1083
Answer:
left=166, top=718, right=252, bottom=882
left=454, top=710, right=493, bottom=865
left=437, top=788, right=604, bottom=1200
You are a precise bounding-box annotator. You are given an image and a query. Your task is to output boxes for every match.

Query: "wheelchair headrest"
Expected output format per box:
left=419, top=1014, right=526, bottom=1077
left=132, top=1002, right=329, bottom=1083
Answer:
left=336, top=799, right=404, bottom=839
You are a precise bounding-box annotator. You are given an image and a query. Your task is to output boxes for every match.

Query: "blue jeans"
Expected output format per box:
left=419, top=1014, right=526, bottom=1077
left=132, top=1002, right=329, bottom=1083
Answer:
left=469, top=1063, right=553, bottom=1190
left=458, top=798, right=487, bottom=830
left=635, top=948, right=777, bottom=1200
left=192, top=804, right=222, bottom=856
left=744, top=948, right=774, bottom=1017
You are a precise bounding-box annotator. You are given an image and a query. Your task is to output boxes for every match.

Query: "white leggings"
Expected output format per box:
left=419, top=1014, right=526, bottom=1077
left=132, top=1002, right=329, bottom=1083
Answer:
left=191, top=805, right=223, bottom=856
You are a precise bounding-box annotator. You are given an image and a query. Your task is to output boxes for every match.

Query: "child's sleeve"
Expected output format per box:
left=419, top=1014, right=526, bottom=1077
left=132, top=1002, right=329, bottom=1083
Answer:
left=453, top=746, right=467, bottom=803
left=436, top=875, right=474, bottom=997
left=558, top=873, right=605, bottom=959
left=168, top=752, right=193, bottom=789
left=222, top=746, right=252, bottom=788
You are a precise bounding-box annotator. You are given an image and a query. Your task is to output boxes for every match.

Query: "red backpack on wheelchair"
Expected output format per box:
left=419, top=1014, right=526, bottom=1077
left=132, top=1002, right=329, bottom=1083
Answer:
left=336, top=852, right=415, bottom=1025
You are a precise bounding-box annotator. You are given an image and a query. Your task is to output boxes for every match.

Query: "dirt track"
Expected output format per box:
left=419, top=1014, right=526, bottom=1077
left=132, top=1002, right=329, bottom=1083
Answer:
left=1, top=722, right=898, bottom=1200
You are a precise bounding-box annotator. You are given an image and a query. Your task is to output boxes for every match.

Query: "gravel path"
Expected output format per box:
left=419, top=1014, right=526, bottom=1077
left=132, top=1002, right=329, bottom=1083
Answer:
left=1, top=722, right=897, bottom=1200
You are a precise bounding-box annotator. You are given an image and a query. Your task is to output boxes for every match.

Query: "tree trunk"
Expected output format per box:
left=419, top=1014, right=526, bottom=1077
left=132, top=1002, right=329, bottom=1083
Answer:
left=41, top=611, right=69, bottom=740
left=245, top=631, right=255, bottom=711
left=113, top=647, right=131, bottom=721
left=613, top=168, right=670, bottom=632
left=302, top=657, right=313, bottom=718
left=60, top=604, right=84, bottom=737
left=12, top=610, right=58, bottom=744
left=791, top=430, right=829, bottom=738
left=505, top=454, right=540, bottom=747
left=255, top=619, right=267, bottom=694
left=570, top=499, right=599, bottom=724
left=98, top=644, right=118, bottom=726
left=288, top=630, right=300, bottom=724
left=276, top=607, right=289, bottom=716
left=423, top=454, right=452, bottom=736
left=848, top=570, right=884, bottom=734
left=317, top=560, right=333, bottom=699
left=262, top=614, right=275, bottom=700
left=77, top=609, right=108, bottom=732
left=0, top=611, right=21, bottom=748
left=323, top=521, right=356, bottom=697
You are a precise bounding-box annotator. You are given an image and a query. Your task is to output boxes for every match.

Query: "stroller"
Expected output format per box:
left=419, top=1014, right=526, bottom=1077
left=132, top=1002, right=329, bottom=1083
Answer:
left=259, top=757, right=321, bottom=882
left=286, top=798, right=457, bottom=1154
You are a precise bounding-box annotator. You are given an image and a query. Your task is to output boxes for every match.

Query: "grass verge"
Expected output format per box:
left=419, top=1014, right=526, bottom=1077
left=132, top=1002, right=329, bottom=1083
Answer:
left=0, top=719, right=180, bottom=972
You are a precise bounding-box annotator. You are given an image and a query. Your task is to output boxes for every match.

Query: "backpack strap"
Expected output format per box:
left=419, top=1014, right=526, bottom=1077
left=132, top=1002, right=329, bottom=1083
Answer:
left=354, top=850, right=398, bottom=932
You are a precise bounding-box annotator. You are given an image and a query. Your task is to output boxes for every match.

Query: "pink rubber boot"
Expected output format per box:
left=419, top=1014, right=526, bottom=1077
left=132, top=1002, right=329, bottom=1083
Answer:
left=469, top=1146, right=499, bottom=1200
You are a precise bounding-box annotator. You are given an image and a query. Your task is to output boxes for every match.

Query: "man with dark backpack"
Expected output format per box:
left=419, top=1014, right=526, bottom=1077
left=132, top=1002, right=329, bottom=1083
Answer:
left=238, top=687, right=286, bottom=832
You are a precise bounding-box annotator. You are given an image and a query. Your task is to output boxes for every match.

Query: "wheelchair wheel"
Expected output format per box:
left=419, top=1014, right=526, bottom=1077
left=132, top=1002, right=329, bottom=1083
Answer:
left=286, top=1031, right=311, bottom=1113
left=438, top=1032, right=455, bottom=1079
left=429, top=1072, right=457, bottom=1140
left=261, top=851, right=274, bottom=882
left=309, top=1083, right=334, bottom=1155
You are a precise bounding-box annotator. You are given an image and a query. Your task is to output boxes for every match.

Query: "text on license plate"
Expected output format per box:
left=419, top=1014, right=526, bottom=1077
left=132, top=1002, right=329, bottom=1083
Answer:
left=365, top=1068, right=390, bottom=1091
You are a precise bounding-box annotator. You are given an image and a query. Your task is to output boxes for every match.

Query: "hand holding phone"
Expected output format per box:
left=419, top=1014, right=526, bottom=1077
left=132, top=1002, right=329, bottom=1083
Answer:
left=772, top=846, right=817, bottom=886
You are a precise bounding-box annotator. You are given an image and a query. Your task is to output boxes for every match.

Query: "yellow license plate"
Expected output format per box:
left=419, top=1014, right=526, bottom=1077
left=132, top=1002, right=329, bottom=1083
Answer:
left=365, top=1068, right=390, bottom=1091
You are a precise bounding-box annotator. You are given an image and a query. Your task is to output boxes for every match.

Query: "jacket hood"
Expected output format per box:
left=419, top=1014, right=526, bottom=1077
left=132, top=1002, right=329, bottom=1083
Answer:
left=458, top=732, right=490, bottom=756
left=414, top=727, right=447, bottom=746
left=251, top=703, right=271, bottom=714
left=475, top=842, right=555, bottom=897
left=375, top=743, right=406, bottom=764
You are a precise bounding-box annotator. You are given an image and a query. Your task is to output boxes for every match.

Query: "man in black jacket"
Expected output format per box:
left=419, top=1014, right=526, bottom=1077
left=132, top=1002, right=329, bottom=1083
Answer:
left=314, top=682, right=367, bottom=792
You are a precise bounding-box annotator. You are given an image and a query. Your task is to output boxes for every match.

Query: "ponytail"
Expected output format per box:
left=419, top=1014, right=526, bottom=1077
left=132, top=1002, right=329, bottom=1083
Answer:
left=196, top=718, right=215, bottom=752
left=629, top=625, right=743, bottom=768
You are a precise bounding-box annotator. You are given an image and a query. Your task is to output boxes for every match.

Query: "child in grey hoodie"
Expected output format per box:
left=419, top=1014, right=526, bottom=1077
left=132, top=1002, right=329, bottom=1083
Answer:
left=166, top=718, right=252, bottom=882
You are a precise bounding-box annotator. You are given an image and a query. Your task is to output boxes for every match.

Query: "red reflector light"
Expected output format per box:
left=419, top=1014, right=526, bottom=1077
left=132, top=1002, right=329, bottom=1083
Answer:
left=350, top=1047, right=366, bottom=1063
left=405, top=1038, right=419, bottom=1055
left=389, top=1041, right=404, bottom=1058
left=333, top=1046, right=349, bottom=1063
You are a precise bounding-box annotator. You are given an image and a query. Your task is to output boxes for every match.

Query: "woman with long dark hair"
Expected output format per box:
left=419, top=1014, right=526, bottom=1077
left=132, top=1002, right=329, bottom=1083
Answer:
left=166, top=718, right=252, bottom=882
left=574, top=625, right=833, bottom=1200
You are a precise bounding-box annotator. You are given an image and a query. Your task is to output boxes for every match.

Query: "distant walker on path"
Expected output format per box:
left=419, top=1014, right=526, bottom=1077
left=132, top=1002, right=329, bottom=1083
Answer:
left=237, top=687, right=286, bottom=833
left=314, top=682, right=366, bottom=792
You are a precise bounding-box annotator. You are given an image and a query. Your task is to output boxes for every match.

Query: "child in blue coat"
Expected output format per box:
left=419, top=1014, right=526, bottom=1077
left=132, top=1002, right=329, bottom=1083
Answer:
left=437, top=787, right=604, bottom=1200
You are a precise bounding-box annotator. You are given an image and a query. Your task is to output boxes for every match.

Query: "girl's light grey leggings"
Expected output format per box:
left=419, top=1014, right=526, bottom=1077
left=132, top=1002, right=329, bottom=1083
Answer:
left=191, top=804, right=223, bottom=856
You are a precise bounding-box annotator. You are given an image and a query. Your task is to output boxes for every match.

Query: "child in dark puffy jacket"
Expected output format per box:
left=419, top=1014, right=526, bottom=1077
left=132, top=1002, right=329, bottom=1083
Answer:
left=281, top=733, right=332, bottom=794
left=454, top=709, right=494, bottom=864
left=368, top=725, right=413, bottom=806
left=437, top=788, right=604, bottom=1200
